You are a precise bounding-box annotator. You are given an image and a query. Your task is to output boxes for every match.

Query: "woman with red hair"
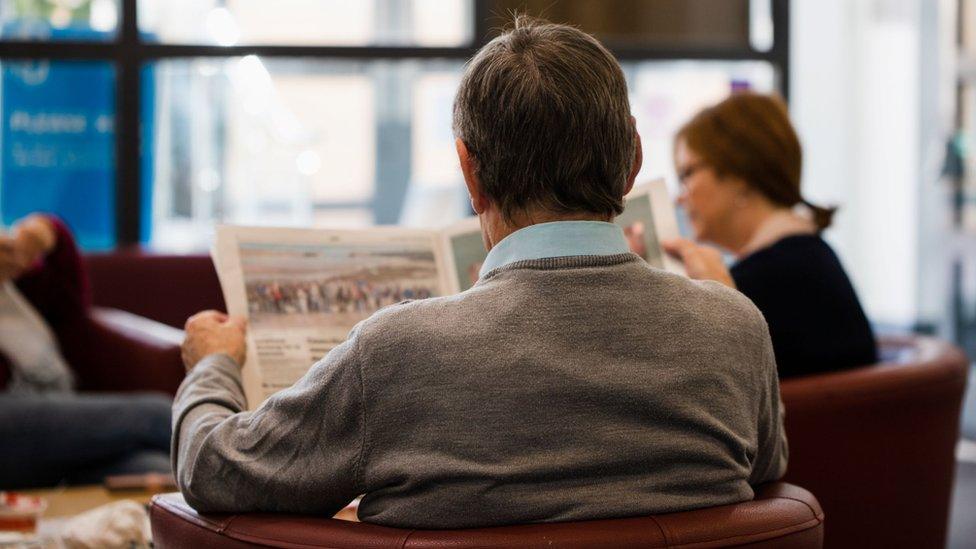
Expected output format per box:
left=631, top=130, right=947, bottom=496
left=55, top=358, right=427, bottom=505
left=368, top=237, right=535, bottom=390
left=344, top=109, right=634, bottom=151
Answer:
left=663, top=92, right=876, bottom=378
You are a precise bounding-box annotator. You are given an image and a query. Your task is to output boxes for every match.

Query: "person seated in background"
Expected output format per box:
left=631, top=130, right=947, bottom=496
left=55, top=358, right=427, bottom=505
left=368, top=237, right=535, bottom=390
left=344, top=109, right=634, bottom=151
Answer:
left=662, top=92, right=877, bottom=379
left=173, top=17, right=786, bottom=529
left=0, top=214, right=172, bottom=489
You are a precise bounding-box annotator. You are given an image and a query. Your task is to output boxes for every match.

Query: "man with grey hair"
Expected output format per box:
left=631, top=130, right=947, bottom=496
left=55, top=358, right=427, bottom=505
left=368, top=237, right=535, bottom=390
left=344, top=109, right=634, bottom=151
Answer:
left=174, top=17, right=786, bottom=528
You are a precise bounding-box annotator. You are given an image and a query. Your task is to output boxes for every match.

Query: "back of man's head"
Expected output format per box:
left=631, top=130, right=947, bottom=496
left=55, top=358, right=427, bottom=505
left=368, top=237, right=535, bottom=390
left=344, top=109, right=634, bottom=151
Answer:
left=453, top=16, right=635, bottom=224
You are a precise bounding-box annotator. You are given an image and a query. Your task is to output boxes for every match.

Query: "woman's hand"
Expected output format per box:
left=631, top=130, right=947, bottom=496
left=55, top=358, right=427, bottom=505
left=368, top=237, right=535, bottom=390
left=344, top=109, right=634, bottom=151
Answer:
left=14, top=215, right=57, bottom=264
left=0, top=215, right=56, bottom=283
left=0, top=236, right=28, bottom=282
left=661, top=238, right=736, bottom=289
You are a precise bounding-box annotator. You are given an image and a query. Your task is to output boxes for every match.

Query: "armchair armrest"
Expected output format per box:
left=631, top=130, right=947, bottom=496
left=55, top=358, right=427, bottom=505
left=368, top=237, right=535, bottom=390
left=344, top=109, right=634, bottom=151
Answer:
left=61, top=308, right=185, bottom=395
left=149, top=483, right=824, bottom=549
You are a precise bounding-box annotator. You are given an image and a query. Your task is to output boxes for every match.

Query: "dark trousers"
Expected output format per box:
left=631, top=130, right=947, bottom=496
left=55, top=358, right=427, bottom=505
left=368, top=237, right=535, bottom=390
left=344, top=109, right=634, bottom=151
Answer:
left=0, top=392, right=172, bottom=488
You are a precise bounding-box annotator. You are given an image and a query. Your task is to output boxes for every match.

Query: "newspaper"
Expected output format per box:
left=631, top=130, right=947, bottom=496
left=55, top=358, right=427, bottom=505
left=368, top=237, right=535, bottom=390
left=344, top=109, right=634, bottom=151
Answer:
left=212, top=178, right=683, bottom=409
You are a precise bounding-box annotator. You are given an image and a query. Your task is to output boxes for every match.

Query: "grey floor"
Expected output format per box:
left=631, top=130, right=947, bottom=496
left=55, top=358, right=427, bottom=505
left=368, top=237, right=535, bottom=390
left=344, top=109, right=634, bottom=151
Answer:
left=949, top=366, right=976, bottom=549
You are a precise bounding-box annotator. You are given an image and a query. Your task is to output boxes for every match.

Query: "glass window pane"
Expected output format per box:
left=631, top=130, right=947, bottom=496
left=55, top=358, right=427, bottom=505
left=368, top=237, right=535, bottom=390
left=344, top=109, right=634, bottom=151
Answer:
left=138, top=0, right=472, bottom=47
left=145, top=58, right=467, bottom=252
left=145, top=58, right=778, bottom=251
left=0, top=0, right=118, bottom=41
left=626, top=61, right=777, bottom=190
left=411, top=73, right=461, bottom=190
left=0, top=60, right=116, bottom=249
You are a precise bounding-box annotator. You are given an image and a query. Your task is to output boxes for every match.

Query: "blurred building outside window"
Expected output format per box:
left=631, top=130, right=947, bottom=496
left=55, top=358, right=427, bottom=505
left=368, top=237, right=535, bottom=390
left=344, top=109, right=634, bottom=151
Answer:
left=137, top=0, right=470, bottom=46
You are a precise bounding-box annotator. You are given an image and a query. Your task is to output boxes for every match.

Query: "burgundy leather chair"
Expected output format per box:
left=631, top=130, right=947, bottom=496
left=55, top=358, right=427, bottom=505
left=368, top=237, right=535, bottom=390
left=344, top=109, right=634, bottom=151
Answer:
left=68, top=307, right=184, bottom=394
left=84, top=250, right=225, bottom=329
left=0, top=243, right=187, bottom=395
left=150, top=483, right=824, bottom=548
left=780, top=336, right=968, bottom=549
left=0, top=305, right=184, bottom=395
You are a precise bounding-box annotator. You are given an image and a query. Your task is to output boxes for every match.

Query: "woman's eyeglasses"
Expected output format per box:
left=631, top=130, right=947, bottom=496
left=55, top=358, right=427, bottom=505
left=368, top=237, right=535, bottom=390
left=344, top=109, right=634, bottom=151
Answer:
left=677, top=162, right=708, bottom=185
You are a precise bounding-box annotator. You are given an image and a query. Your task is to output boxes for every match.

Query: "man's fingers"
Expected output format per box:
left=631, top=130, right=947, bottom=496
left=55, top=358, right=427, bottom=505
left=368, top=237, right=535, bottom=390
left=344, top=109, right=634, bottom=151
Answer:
left=189, top=309, right=226, bottom=321
left=226, top=315, right=248, bottom=332
left=185, top=309, right=228, bottom=329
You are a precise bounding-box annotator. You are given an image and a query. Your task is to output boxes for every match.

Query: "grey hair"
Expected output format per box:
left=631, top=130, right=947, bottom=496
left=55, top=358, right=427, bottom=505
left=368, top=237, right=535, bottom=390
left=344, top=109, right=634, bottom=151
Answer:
left=452, top=15, right=636, bottom=223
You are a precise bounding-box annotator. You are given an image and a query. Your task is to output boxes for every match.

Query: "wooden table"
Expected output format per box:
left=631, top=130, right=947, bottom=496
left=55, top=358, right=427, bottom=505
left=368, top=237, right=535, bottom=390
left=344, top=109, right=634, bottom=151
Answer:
left=5, top=484, right=359, bottom=548
left=21, top=484, right=164, bottom=518
left=20, top=484, right=361, bottom=522
left=0, top=485, right=168, bottom=547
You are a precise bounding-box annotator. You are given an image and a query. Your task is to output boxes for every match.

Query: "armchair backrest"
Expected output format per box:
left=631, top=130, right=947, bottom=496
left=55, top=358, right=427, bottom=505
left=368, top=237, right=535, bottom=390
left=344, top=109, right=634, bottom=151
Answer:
left=150, top=482, right=823, bottom=548
left=780, top=335, right=968, bottom=549
left=85, top=251, right=224, bottom=329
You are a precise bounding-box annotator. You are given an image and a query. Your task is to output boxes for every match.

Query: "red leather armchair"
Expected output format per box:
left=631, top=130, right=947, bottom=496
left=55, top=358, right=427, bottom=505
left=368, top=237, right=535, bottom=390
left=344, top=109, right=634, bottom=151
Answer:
left=780, top=336, right=968, bottom=549
left=149, top=483, right=824, bottom=548
left=85, top=250, right=224, bottom=329
left=0, top=237, right=187, bottom=395
left=70, top=307, right=185, bottom=394
left=0, top=282, right=185, bottom=394
left=0, top=298, right=185, bottom=396
left=0, top=305, right=185, bottom=395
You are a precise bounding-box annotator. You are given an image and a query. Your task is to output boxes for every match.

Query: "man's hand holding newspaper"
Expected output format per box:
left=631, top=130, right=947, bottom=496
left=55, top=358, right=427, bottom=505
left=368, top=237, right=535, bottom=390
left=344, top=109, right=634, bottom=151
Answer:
left=182, top=311, right=248, bottom=372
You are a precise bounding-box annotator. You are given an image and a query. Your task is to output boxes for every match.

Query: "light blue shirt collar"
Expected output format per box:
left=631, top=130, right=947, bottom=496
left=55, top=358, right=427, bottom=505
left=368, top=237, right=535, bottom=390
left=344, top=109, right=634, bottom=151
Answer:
left=479, top=221, right=630, bottom=278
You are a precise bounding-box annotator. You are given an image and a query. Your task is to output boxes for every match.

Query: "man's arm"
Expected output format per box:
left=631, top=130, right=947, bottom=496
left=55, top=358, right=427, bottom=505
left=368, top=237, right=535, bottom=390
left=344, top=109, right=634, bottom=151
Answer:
left=173, top=313, right=366, bottom=515
left=748, top=319, right=788, bottom=486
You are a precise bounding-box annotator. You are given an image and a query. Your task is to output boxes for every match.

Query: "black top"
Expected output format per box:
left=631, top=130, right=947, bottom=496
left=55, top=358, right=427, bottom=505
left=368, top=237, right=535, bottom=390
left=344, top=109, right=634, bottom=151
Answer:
left=730, top=234, right=877, bottom=379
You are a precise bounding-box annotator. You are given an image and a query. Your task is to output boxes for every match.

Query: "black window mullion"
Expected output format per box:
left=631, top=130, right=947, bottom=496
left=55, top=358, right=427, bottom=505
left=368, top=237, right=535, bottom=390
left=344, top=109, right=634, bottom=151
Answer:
left=473, top=0, right=492, bottom=46
left=116, top=0, right=140, bottom=246
left=0, top=43, right=782, bottom=63
left=771, top=0, right=790, bottom=101
left=0, top=41, right=115, bottom=59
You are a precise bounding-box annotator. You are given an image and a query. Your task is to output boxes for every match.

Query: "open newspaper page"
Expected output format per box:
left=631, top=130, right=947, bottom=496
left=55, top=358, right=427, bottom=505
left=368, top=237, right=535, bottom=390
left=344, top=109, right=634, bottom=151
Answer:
left=441, top=179, right=685, bottom=293
left=618, top=178, right=685, bottom=275
left=213, top=226, right=451, bottom=409
left=438, top=177, right=684, bottom=293
left=440, top=216, right=487, bottom=293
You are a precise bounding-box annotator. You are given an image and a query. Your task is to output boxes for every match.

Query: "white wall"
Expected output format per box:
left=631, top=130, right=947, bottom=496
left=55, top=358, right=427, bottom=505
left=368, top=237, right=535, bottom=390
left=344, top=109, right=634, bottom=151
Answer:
left=791, top=0, right=922, bottom=328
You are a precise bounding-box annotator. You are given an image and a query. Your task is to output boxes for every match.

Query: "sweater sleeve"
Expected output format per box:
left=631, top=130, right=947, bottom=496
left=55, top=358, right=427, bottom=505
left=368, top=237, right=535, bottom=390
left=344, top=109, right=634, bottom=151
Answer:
left=748, top=318, right=788, bottom=485
left=172, top=326, right=367, bottom=515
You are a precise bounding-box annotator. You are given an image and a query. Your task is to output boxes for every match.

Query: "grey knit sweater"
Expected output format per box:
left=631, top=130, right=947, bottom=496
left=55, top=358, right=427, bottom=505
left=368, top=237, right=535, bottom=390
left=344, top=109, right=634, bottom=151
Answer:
left=173, top=254, right=787, bottom=529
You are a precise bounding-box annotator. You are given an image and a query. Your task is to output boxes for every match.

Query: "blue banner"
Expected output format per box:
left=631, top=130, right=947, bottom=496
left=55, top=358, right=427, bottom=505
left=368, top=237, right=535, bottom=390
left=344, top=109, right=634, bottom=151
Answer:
left=1, top=59, right=116, bottom=249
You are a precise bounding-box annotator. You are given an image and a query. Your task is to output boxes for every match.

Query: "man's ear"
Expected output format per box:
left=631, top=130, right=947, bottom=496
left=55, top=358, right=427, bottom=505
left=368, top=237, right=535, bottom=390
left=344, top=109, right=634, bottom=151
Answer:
left=624, top=119, right=643, bottom=196
left=456, top=138, right=489, bottom=214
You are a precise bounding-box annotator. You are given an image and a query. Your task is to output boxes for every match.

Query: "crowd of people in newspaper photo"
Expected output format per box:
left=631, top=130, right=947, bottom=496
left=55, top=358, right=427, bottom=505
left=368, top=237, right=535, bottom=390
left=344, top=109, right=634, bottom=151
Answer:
left=240, top=243, right=442, bottom=327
